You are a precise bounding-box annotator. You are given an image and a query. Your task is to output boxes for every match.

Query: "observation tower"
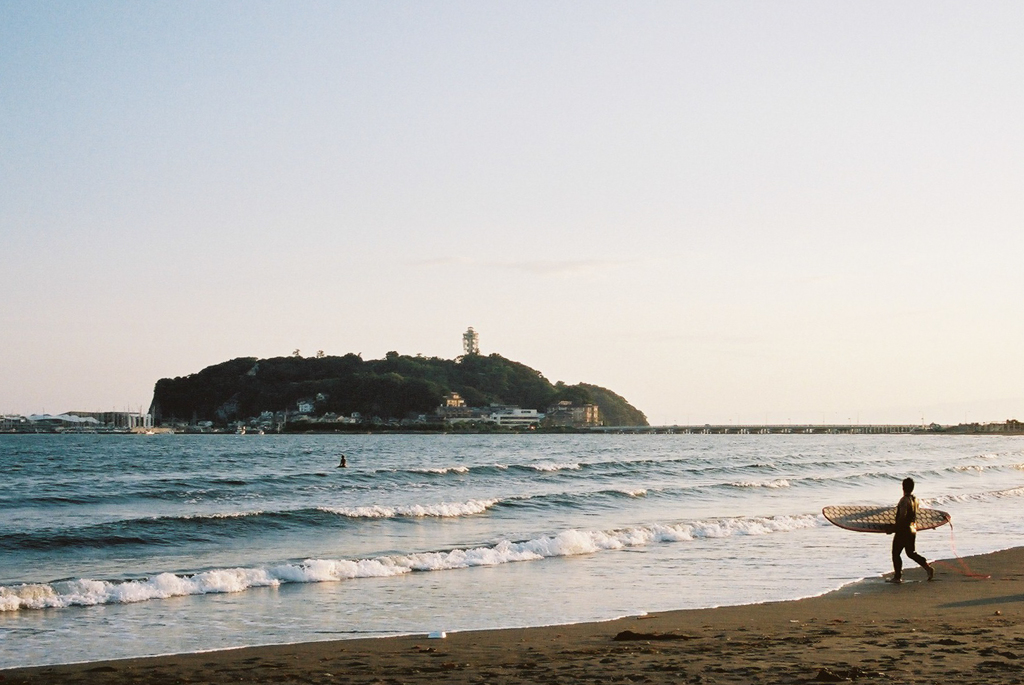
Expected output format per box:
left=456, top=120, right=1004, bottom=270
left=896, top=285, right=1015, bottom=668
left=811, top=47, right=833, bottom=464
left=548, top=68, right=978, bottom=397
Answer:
left=463, top=327, right=480, bottom=356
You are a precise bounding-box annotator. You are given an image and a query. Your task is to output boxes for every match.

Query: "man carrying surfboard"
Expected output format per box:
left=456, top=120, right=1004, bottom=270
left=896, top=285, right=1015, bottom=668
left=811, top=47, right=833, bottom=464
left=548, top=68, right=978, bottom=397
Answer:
left=888, top=477, right=934, bottom=583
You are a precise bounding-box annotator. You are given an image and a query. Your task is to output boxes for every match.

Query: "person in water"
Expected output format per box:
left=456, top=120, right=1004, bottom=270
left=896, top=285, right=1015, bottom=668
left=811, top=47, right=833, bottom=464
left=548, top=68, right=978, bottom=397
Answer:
left=887, top=477, right=933, bottom=583
left=338, top=454, right=347, bottom=468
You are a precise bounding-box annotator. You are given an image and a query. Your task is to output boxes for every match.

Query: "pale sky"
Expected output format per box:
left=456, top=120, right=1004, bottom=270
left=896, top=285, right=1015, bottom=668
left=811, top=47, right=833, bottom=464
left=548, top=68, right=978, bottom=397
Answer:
left=2, top=1, right=1023, bottom=425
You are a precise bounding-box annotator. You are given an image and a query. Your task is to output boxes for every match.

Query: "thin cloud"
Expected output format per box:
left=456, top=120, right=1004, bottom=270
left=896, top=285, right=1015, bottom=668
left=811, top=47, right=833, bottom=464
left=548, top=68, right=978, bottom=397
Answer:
left=492, top=259, right=630, bottom=276
left=411, top=257, right=632, bottom=277
left=408, top=257, right=474, bottom=268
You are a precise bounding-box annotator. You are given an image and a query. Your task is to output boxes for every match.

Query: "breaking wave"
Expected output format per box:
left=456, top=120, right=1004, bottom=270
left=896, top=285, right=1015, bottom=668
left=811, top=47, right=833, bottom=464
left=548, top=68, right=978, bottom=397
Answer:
left=525, top=462, right=581, bottom=472
left=925, top=486, right=1024, bottom=506
left=318, top=499, right=499, bottom=519
left=408, top=466, right=471, bottom=475
left=730, top=479, right=791, bottom=489
left=0, top=514, right=821, bottom=612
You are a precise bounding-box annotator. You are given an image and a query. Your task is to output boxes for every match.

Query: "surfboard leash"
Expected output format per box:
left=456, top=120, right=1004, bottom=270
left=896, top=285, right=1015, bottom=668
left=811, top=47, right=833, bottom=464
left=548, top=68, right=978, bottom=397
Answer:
left=934, top=521, right=990, bottom=579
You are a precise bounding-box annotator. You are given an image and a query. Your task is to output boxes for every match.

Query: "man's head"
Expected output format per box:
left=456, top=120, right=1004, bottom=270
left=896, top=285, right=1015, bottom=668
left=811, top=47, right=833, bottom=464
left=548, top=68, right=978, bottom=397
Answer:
left=902, top=477, right=915, bottom=494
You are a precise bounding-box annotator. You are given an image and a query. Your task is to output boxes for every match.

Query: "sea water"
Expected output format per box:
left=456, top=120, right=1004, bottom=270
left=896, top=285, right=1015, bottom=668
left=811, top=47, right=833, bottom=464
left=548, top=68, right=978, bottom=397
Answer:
left=2, top=433, right=1023, bottom=668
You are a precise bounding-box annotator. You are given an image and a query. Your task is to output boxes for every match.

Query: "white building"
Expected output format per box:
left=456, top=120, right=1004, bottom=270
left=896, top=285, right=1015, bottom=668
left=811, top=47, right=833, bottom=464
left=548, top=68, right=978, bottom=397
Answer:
left=1, top=414, right=26, bottom=430
left=488, top=407, right=543, bottom=427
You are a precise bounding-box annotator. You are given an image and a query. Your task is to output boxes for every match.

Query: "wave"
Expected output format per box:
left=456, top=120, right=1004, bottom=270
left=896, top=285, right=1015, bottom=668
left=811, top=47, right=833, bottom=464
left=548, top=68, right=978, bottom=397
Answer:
left=965, top=449, right=1024, bottom=462
left=0, top=510, right=301, bottom=551
left=729, top=479, right=791, bottom=489
left=372, top=461, right=583, bottom=479
left=524, top=462, right=581, bottom=472
left=1, top=488, right=667, bottom=550
left=176, top=510, right=265, bottom=520
left=317, top=499, right=499, bottom=519
left=408, top=466, right=471, bottom=475
left=0, top=514, right=822, bottom=612
left=948, top=461, right=1024, bottom=474
left=925, top=485, right=1024, bottom=506
left=1, top=498, right=507, bottom=550
left=0, top=471, right=365, bottom=508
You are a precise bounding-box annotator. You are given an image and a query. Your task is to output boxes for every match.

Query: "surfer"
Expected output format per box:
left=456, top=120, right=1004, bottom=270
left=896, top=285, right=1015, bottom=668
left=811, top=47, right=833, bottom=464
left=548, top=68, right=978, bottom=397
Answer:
left=887, top=477, right=933, bottom=583
left=338, top=454, right=347, bottom=468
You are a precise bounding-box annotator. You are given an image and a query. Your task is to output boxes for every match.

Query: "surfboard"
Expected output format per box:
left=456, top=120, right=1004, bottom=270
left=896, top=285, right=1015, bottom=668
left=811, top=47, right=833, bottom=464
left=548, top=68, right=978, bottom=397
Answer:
left=822, top=504, right=951, bottom=533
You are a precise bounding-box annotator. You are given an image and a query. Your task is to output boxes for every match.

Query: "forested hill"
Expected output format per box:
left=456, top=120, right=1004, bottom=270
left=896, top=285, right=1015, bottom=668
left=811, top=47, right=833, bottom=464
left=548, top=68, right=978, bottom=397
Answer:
left=149, top=352, right=649, bottom=427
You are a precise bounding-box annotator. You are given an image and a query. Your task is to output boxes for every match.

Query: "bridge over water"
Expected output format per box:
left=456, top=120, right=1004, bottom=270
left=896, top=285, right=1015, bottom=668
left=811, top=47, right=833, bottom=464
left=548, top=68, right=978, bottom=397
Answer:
left=588, top=424, right=925, bottom=435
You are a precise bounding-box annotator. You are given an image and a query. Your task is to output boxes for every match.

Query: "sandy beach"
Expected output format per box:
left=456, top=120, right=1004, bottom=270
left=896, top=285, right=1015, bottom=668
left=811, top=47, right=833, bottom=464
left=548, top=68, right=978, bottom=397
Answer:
left=2, top=547, right=1022, bottom=685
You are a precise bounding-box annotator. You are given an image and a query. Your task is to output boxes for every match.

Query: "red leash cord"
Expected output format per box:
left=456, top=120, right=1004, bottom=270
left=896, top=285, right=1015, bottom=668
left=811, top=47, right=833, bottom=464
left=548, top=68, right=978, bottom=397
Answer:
left=931, top=521, right=991, bottom=579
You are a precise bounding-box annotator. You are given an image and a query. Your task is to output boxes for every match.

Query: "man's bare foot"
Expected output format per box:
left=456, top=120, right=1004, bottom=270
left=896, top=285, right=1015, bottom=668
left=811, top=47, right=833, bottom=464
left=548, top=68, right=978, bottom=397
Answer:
left=927, top=565, right=934, bottom=581
left=887, top=577, right=902, bottom=584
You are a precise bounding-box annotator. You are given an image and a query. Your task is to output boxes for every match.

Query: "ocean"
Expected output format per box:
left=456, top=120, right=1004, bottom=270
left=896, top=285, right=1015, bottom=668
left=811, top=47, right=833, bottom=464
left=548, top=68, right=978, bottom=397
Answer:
left=2, top=433, right=1023, bottom=669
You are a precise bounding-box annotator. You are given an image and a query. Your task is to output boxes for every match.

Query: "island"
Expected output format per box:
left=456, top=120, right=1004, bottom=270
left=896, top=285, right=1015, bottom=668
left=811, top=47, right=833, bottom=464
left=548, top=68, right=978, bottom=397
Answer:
left=148, top=351, right=649, bottom=432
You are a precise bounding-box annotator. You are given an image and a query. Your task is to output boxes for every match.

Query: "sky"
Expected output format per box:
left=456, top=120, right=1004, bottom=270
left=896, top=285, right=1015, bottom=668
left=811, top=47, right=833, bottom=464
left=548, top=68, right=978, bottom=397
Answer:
left=2, top=1, right=1023, bottom=425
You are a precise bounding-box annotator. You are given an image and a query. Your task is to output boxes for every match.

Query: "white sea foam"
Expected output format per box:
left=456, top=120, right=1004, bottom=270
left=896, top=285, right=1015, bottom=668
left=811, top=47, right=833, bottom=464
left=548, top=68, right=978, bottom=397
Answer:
left=0, top=514, right=821, bottom=613
left=176, top=510, right=265, bottom=520
left=528, top=462, right=581, bottom=472
left=731, top=479, right=791, bottom=488
left=0, top=568, right=281, bottom=611
left=318, top=498, right=499, bottom=519
left=410, top=466, right=471, bottom=475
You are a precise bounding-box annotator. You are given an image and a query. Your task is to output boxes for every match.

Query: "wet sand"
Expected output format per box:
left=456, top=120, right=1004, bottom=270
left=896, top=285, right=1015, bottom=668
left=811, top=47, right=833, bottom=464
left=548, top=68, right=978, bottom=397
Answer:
left=3, top=548, right=1023, bottom=684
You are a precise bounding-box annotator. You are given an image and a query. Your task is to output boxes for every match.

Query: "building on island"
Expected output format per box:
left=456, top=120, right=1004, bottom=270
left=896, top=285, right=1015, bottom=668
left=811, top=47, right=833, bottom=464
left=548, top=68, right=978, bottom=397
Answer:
left=437, top=392, right=472, bottom=420
left=434, top=393, right=544, bottom=428
left=488, top=407, right=543, bottom=428
left=543, top=400, right=601, bottom=428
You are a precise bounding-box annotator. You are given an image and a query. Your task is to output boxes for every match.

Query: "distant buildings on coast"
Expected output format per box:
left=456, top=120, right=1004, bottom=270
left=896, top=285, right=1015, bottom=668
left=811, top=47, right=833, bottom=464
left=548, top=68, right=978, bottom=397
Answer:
left=435, top=392, right=600, bottom=429
left=1, top=411, right=153, bottom=434
left=4, top=411, right=1024, bottom=436
left=211, top=392, right=603, bottom=434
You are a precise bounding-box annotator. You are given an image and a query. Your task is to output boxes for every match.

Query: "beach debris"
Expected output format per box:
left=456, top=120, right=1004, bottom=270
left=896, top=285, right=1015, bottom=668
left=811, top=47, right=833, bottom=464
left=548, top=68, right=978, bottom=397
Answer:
left=813, top=666, right=884, bottom=681
left=612, top=630, right=698, bottom=641
left=428, top=631, right=447, bottom=639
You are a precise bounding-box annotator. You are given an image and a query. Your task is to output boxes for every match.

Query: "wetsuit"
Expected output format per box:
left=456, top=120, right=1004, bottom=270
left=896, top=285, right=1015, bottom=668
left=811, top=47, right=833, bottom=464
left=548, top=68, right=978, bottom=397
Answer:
left=892, top=493, right=930, bottom=580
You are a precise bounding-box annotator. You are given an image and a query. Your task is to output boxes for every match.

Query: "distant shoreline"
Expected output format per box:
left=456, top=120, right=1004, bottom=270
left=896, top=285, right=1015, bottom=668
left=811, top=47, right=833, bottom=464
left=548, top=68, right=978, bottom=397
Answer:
left=3, top=425, right=1024, bottom=436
